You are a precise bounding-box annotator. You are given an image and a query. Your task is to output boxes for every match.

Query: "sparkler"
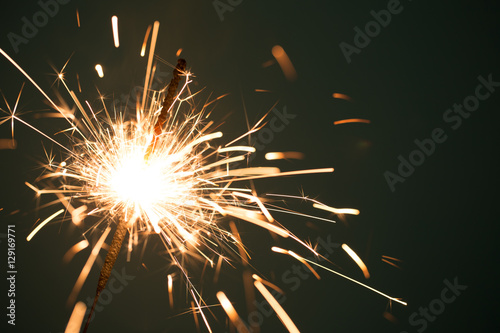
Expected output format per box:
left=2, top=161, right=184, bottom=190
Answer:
left=0, top=17, right=407, bottom=332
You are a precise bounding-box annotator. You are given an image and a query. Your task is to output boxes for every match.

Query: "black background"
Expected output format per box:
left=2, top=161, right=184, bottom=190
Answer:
left=0, top=0, right=499, bottom=332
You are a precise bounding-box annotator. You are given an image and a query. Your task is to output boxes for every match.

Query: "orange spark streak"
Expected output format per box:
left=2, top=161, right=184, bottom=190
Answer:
left=71, top=205, right=87, bottom=225
left=67, top=227, right=111, bottom=306
left=216, top=168, right=334, bottom=183
left=382, top=258, right=401, bottom=269
left=176, top=48, right=183, bottom=57
left=76, top=9, right=80, bottom=28
left=62, top=240, right=89, bottom=264
left=190, top=289, right=213, bottom=333
left=168, top=274, right=174, bottom=308
left=254, top=280, right=300, bottom=333
left=65, top=301, right=86, bottom=333
left=265, top=152, right=304, bottom=161
left=313, top=203, right=359, bottom=216
left=216, top=292, right=250, bottom=333
left=342, top=244, right=370, bottom=279
left=26, top=209, right=64, bottom=241
left=271, top=45, right=297, bottom=81
left=140, top=24, right=152, bottom=57
left=261, top=59, right=276, bottom=68
left=381, top=255, right=403, bottom=262
left=252, top=274, right=284, bottom=294
left=224, top=206, right=289, bottom=238
left=191, top=301, right=201, bottom=332
left=232, top=191, right=274, bottom=222
left=76, top=73, right=82, bottom=92
left=0, top=139, right=16, bottom=149
left=140, top=21, right=160, bottom=111
left=271, top=247, right=320, bottom=280
left=111, top=16, right=119, bottom=48
left=254, top=89, right=271, bottom=93
left=332, top=93, right=352, bottom=101
left=333, top=118, right=371, bottom=125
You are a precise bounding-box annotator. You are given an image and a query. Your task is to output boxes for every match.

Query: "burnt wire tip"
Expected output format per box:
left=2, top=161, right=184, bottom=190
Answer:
left=145, top=58, right=187, bottom=160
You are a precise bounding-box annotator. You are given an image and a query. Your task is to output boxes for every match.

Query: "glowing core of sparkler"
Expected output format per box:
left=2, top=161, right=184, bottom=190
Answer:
left=110, top=157, right=163, bottom=205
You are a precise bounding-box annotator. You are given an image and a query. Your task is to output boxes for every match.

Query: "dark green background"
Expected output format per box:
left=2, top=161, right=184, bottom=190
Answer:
left=0, top=0, right=499, bottom=332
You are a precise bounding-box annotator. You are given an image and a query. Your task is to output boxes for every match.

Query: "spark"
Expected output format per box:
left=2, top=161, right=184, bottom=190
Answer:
left=62, top=240, right=90, bottom=263
left=65, top=301, right=86, bottom=333
left=254, top=279, right=300, bottom=333
left=333, top=118, right=371, bottom=125
left=300, top=257, right=407, bottom=306
left=342, top=243, right=370, bottom=279
left=332, top=93, right=352, bottom=101
left=68, top=227, right=111, bottom=307
left=168, top=274, right=174, bottom=308
left=111, top=16, right=119, bottom=48
left=272, top=247, right=320, bottom=279
left=76, top=9, right=81, bottom=28
left=252, top=274, right=284, bottom=294
left=0, top=139, right=16, bottom=149
left=140, top=24, right=152, bottom=57
left=94, top=64, right=104, bottom=78
left=265, top=151, right=304, bottom=160
left=217, top=291, right=250, bottom=333
left=271, top=45, right=297, bottom=82
left=313, top=203, right=360, bottom=216
left=26, top=209, right=64, bottom=241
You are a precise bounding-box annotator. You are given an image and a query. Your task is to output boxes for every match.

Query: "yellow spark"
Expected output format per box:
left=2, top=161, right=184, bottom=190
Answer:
left=265, top=151, right=304, bottom=160
left=26, top=209, right=64, bottom=241
left=313, top=203, right=360, bottom=215
left=62, top=240, right=90, bottom=263
left=271, top=247, right=320, bottom=280
left=141, top=21, right=160, bottom=111
left=216, top=292, right=250, bottom=333
left=342, top=243, right=370, bottom=279
left=301, top=257, right=407, bottom=306
left=111, top=16, right=119, bottom=48
left=254, top=280, right=300, bottom=333
left=65, top=301, right=86, bottom=333
left=71, top=205, right=87, bottom=225
left=95, top=64, right=104, bottom=78
left=167, top=274, right=174, bottom=308
left=252, top=274, right=284, bottom=294
left=67, top=227, right=111, bottom=306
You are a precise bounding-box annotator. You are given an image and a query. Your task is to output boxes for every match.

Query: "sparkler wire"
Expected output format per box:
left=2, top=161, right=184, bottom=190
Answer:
left=82, top=59, right=187, bottom=333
